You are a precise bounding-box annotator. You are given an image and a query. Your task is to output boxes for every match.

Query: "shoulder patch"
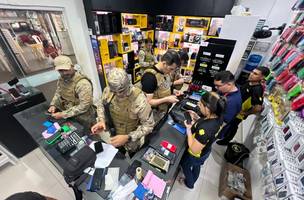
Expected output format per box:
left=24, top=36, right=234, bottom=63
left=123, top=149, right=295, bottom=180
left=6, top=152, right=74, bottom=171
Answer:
left=199, top=129, right=205, bottom=136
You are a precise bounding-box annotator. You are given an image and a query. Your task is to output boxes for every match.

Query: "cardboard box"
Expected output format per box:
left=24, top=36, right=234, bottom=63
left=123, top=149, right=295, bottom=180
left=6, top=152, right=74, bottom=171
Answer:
left=219, top=162, right=252, bottom=200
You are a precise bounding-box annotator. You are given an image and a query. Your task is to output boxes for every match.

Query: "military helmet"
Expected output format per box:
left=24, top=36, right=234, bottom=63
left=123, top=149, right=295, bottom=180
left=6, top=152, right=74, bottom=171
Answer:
left=107, top=68, right=131, bottom=93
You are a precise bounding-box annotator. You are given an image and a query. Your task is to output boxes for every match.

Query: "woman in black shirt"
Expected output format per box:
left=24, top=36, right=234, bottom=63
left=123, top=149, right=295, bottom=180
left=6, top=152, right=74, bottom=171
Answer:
left=180, top=91, right=226, bottom=189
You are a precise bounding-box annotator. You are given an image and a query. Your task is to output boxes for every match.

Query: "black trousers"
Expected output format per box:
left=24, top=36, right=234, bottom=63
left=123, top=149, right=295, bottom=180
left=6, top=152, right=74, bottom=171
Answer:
left=216, top=117, right=243, bottom=145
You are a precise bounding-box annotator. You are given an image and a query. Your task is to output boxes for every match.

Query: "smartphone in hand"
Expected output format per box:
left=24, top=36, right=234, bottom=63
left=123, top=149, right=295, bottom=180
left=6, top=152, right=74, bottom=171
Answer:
left=184, top=111, right=192, bottom=124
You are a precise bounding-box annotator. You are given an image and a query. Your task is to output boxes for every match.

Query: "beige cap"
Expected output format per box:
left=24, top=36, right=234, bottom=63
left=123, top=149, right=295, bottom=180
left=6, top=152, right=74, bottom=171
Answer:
left=54, top=55, right=73, bottom=70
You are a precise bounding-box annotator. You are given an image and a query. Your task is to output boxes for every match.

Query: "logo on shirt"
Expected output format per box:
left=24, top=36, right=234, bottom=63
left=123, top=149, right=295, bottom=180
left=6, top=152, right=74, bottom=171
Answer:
left=199, top=129, right=205, bottom=135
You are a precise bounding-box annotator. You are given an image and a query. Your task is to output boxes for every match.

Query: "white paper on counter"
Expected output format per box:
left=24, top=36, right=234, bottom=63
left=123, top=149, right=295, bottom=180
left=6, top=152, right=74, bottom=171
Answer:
left=89, top=142, right=118, bottom=168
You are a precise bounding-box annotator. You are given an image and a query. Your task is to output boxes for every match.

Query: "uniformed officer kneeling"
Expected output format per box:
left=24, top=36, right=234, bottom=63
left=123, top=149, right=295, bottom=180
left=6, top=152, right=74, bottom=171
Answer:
left=91, top=68, right=155, bottom=156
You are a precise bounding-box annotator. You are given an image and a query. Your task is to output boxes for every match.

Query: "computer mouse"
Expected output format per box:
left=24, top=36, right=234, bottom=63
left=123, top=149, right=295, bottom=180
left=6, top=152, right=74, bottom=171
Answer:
left=70, top=157, right=79, bottom=166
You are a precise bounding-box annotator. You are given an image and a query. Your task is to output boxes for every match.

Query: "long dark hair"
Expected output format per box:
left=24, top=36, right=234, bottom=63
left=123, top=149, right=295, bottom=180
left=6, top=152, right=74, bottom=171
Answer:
left=200, top=91, right=226, bottom=118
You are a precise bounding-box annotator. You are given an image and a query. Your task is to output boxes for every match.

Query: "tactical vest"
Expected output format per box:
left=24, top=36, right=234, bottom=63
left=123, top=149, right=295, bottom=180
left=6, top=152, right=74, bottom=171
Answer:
left=143, top=48, right=155, bottom=64
left=143, top=68, right=172, bottom=114
left=104, top=87, right=142, bottom=135
left=58, top=72, right=96, bottom=127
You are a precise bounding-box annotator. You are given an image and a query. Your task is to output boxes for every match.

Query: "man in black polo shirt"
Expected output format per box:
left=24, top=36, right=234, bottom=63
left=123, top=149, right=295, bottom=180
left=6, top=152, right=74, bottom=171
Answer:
left=140, top=50, right=181, bottom=122
left=217, top=66, right=270, bottom=145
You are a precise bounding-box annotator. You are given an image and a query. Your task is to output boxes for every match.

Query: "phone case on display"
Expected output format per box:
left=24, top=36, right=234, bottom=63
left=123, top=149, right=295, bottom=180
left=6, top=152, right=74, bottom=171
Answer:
left=285, top=29, right=297, bottom=43
left=276, top=69, right=291, bottom=83
left=297, top=67, right=304, bottom=79
left=291, top=93, right=304, bottom=111
left=281, top=27, right=293, bottom=40
left=283, top=75, right=298, bottom=91
left=270, top=58, right=282, bottom=71
left=283, top=50, right=298, bottom=63
left=272, top=41, right=283, bottom=55
left=297, top=13, right=304, bottom=24
left=292, top=59, right=304, bottom=73
left=290, top=30, right=304, bottom=45
left=288, top=54, right=304, bottom=70
left=276, top=44, right=289, bottom=57
left=297, top=37, right=304, bottom=47
left=293, top=12, right=304, bottom=24
left=287, top=84, right=302, bottom=100
left=274, top=63, right=288, bottom=76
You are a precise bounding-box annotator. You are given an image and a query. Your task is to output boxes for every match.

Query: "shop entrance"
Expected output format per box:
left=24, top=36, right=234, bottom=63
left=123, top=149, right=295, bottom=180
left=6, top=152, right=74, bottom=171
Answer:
left=0, top=9, right=76, bottom=77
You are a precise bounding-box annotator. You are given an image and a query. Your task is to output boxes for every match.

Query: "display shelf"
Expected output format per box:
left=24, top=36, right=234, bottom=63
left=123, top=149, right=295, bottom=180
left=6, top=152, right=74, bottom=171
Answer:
left=247, top=99, right=304, bottom=200
left=121, top=13, right=147, bottom=29
left=112, top=33, right=132, bottom=54
left=266, top=4, right=304, bottom=114
left=142, top=30, right=154, bottom=41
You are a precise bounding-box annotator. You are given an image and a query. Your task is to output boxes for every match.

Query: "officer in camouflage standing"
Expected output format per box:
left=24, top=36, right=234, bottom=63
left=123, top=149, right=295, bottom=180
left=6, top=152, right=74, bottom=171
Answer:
left=48, top=55, right=97, bottom=134
left=91, top=68, right=155, bottom=155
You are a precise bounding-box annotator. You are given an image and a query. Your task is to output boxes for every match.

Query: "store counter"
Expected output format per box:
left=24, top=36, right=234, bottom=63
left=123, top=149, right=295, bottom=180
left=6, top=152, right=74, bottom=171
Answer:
left=14, top=101, right=188, bottom=200
left=0, top=87, right=46, bottom=158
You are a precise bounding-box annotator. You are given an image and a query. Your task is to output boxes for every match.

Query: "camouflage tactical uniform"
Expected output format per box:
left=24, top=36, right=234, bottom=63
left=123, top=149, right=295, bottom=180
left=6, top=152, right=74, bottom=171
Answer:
left=96, top=86, right=155, bottom=152
left=142, top=68, right=172, bottom=123
left=170, top=67, right=183, bottom=90
left=50, top=72, right=97, bottom=130
left=138, top=48, right=155, bottom=68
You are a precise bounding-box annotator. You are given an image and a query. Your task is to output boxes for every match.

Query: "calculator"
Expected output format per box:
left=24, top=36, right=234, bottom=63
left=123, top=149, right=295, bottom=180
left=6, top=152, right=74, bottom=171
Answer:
left=57, top=132, right=82, bottom=154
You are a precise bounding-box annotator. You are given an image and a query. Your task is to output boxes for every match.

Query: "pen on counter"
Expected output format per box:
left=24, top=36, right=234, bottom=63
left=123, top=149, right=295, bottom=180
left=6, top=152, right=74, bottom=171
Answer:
left=165, top=186, right=171, bottom=200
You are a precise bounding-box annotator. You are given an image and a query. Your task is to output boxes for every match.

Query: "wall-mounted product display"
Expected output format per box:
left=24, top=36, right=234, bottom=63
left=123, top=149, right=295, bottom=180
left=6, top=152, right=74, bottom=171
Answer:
left=89, top=11, right=154, bottom=86
left=153, top=15, right=224, bottom=78
left=92, top=11, right=122, bottom=35
left=190, top=38, right=236, bottom=91
left=265, top=2, right=304, bottom=115
left=122, top=13, right=148, bottom=29
left=252, top=100, right=304, bottom=200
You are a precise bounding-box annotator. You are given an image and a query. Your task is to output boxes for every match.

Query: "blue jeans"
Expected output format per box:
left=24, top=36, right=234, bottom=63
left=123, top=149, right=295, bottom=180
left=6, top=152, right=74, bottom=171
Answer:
left=180, top=150, right=211, bottom=189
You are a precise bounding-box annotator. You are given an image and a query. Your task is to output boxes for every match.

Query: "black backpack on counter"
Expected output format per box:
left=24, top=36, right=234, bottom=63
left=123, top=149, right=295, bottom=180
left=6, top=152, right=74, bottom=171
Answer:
left=63, top=145, right=96, bottom=183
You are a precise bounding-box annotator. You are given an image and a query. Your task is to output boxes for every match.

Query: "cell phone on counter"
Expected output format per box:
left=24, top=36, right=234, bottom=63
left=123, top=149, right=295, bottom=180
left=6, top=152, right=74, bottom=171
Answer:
left=94, top=141, right=103, bottom=154
left=161, top=140, right=176, bottom=153
left=8, top=88, right=21, bottom=98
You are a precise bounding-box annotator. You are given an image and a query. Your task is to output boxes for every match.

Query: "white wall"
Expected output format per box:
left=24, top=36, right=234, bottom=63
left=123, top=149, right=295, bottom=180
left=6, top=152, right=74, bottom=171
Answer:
left=239, top=0, right=297, bottom=65
left=219, top=15, right=259, bottom=74
left=0, top=0, right=102, bottom=99
left=240, top=0, right=297, bottom=27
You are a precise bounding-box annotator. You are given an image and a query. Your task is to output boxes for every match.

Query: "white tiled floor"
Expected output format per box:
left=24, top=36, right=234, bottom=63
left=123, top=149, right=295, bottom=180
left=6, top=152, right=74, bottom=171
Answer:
left=0, top=147, right=223, bottom=200
left=0, top=148, right=74, bottom=200
left=168, top=150, right=222, bottom=200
